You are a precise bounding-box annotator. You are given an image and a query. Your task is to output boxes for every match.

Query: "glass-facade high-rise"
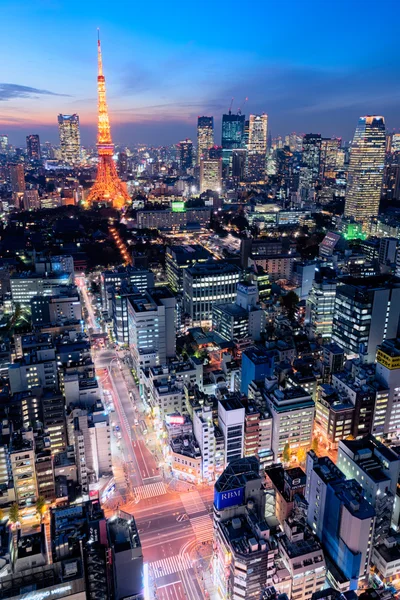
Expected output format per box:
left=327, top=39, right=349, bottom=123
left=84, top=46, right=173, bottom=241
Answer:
left=344, top=115, right=386, bottom=223
left=221, top=112, right=245, bottom=149
left=26, top=134, right=41, bottom=161
left=247, top=114, right=268, bottom=181
left=0, top=134, right=9, bottom=154
left=298, top=133, right=322, bottom=201
left=178, top=139, right=193, bottom=172
left=58, top=114, right=81, bottom=164
left=221, top=112, right=245, bottom=175
left=197, top=116, right=214, bottom=165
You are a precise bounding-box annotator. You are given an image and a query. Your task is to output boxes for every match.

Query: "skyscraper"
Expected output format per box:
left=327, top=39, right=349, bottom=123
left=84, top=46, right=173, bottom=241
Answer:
left=26, top=134, right=41, bottom=161
left=178, top=139, right=193, bottom=172
left=58, top=114, right=81, bottom=164
left=0, top=134, right=8, bottom=154
left=86, top=32, right=131, bottom=209
left=8, top=163, right=25, bottom=193
left=247, top=114, right=268, bottom=180
left=298, top=133, right=322, bottom=201
left=197, top=116, right=214, bottom=165
left=319, top=137, right=341, bottom=179
left=200, top=158, right=222, bottom=193
left=344, top=116, right=386, bottom=222
left=391, top=133, right=400, bottom=153
left=221, top=112, right=245, bottom=175
left=221, top=112, right=245, bottom=149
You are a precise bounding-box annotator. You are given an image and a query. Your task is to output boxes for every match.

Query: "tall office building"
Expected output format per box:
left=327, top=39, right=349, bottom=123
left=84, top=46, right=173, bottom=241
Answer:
left=221, top=111, right=245, bottom=175
left=374, top=338, right=400, bottom=439
left=0, top=134, right=8, bottom=153
left=305, top=452, right=375, bottom=590
left=8, top=163, right=25, bottom=193
left=197, top=116, right=214, bottom=165
left=178, top=139, right=193, bottom=172
left=299, top=134, right=322, bottom=201
left=344, top=116, right=386, bottom=222
left=200, top=158, right=222, bottom=193
left=331, top=275, right=400, bottom=362
left=183, top=261, right=240, bottom=325
left=221, top=112, right=245, bottom=149
left=247, top=114, right=268, bottom=180
left=26, top=134, right=41, bottom=161
left=319, top=137, right=341, bottom=179
left=58, top=114, right=81, bottom=163
left=117, top=151, right=128, bottom=179
left=306, top=268, right=337, bottom=339
left=391, top=133, right=400, bottom=153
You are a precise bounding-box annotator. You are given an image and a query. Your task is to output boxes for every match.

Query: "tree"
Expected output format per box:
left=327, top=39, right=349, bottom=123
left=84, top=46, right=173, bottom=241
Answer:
left=35, top=496, right=47, bottom=523
left=9, top=503, right=20, bottom=525
left=280, top=291, right=299, bottom=321
left=311, top=437, right=319, bottom=453
left=282, top=442, right=291, bottom=464
left=297, top=447, right=307, bottom=464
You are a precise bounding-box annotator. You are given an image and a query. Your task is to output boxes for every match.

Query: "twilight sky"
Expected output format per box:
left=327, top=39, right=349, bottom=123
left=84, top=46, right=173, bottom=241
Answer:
left=1, top=0, right=399, bottom=147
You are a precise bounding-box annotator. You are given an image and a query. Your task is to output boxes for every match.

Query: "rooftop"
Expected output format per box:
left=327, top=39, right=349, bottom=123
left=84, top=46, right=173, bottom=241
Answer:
left=107, top=514, right=141, bottom=553
left=215, top=456, right=260, bottom=494
left=186, top=260, right=240, bottom=277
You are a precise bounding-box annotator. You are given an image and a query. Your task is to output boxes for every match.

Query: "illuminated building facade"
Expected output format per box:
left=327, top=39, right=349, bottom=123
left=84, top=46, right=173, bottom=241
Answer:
left=319, top=137, right=341, bottom=179
left=58, top=114, right=81, bottom=163
left=299, top=133, right=321, bottom=201
left=247, top=113, right=268, bottom=181
left=87, top=33, right=130, bottom=209
left=344, top=116, right=386, bottom=223
left=221, top=111, right=245, bottom=175
left=8, top=163, right=25, bottom=193
left=197, top=116, right=214, bottom=165
left=331, top=276, right=400, bottom=362
left=200, top=158, right=222, bottom=193
left=0, top=134, right=8, bottom=153
left=26, top=134, right=41, bottom=161
left=178, top=139, right=193, bottom=172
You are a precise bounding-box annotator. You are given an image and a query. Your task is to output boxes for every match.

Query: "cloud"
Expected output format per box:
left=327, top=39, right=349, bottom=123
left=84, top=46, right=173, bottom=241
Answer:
left=0, top=83, right=70, bottom=101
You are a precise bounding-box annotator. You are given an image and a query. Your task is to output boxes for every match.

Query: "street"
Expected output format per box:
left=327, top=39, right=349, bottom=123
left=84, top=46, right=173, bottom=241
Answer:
left=80, top=279, right=216, bottom=599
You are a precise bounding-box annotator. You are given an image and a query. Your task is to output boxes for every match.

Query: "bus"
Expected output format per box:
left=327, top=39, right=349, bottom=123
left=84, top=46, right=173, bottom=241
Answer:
left=140, top=420, right=148, bottom=435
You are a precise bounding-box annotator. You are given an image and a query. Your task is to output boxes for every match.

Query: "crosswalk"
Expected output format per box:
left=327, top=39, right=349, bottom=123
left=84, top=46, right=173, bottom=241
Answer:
left=149, top=554, right=192, bottom=578
left=134, top=481, right=167, bottom=500
left=190, top=514, right=213, bottom=543
left=180, top=491, right=206, bottom=515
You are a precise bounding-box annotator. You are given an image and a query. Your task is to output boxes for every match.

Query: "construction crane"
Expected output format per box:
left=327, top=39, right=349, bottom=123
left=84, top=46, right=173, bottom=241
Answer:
left=228, top=97, right=234, bottom=114
left=238, top=97, right=248, bottom=115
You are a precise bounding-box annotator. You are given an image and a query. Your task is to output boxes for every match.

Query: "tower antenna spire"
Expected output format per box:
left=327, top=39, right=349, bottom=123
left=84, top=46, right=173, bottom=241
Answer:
left=86, top=30, right=130, bottom=210
left=97, top=28, right=103, bottom=76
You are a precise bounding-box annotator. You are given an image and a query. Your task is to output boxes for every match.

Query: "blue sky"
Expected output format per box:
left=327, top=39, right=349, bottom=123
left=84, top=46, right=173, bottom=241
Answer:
left=1, top=0, right=399, bottom=146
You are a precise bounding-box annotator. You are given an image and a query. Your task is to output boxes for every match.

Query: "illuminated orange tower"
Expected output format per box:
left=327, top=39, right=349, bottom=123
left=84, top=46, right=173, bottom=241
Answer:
left=86, top=31, right=130, bottom=209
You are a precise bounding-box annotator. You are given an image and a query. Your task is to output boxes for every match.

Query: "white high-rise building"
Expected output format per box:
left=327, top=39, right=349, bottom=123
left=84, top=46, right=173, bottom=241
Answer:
left=127, top=287, right=176, bottom=373
left=200, top=158, right=222, bottom=194
left=218, top=397, right=245, bottom=466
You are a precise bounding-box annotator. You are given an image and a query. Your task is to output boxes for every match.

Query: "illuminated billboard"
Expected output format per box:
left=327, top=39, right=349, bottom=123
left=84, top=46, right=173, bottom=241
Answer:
left=172, top=201, right=186, bottom=212
left=166, top=415, right=185, bottom=425
left=214, top=487, right=244, bottom=510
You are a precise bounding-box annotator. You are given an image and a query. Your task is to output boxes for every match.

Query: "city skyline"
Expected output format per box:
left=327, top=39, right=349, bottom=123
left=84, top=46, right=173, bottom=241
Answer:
left=1, top=0, right=400, bottom=146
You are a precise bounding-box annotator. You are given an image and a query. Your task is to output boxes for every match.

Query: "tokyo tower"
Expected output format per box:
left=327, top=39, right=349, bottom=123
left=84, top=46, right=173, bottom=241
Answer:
left=86, top=31, right=131, bottom=209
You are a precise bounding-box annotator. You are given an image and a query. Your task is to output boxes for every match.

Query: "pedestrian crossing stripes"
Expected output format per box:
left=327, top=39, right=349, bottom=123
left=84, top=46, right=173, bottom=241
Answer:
left=149, top=554, right=192, bottom=578
left=180, top=491, right=206, bottom=515
left=134, top=481, right=167, bottom=500
left=190, top=514, right=213, bottom=542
